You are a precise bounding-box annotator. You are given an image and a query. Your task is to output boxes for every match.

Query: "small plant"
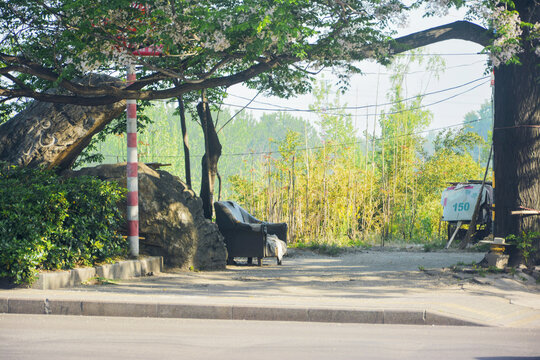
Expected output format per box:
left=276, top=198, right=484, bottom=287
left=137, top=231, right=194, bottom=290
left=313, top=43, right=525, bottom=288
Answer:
left=418, top=266, right=425, bottom=271
left=313, top=243, right=344, bottom=256
left=487, top=266, right=503, bottom=274
left=347, top=239, right=371, bottom=249
left=478, top=269, right=486, bottom=277
left=474, top=243, right=491, bottom=252
left=506, top=231, right=540, bottom=266
left=294, top=241, right=345, bottom=256
left=82, top=276, right=118, bottom=285
left=423, top=241, right=445, bottom=252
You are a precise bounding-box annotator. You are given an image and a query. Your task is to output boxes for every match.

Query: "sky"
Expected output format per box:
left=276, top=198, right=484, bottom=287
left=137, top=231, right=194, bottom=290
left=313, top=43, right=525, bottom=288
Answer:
left=223, top=8, right=493, bottom=137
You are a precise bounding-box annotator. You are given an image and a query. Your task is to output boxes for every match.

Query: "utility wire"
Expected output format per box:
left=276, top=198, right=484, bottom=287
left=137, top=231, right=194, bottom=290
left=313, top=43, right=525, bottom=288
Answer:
left=223, top=76, right=490, bottom=114
left=101, top=117, right=484, bottom=160
left=318, top=59, right=487, bottom=75
left=217, top=89, right=262, bottom=134
left=222, top=79, right=490, bottom=118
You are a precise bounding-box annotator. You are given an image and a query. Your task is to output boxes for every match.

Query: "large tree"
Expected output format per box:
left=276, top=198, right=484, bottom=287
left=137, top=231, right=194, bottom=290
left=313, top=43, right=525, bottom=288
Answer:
left=0, top=0, right=538, bottom=261
left=0, top=0, right=492, bottom=168
left=491, top=1, right=540, bottom=264
left=0, top=0, right=493, bottom=107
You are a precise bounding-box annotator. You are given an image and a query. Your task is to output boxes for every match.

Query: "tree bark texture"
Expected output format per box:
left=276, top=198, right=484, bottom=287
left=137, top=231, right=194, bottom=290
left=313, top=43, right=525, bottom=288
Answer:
left=177, top=95, right=192, bottom=188
left=197, top=101, right=222, bottom=220
left=0, top=74, right=126, bottom=171
left=493, top=0, right=540, bottom=264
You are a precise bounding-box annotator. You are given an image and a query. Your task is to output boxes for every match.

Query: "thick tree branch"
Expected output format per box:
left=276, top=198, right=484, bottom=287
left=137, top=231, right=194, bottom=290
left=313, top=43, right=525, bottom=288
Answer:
left=391, top=21, right=492, bottom=53
left=0, top=55, right=291, bottom=105
left=345, top=21, right=491, bottom=60
left=0, top=53, right=125, bottom=96
left=0, top=21, right=491, bottom=106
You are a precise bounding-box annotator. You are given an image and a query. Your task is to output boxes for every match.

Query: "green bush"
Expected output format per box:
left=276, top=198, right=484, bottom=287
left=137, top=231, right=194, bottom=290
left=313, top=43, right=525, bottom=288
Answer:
left=0, top=165, right=127, bottom=285
left=506, top=231, right=540, bottom=267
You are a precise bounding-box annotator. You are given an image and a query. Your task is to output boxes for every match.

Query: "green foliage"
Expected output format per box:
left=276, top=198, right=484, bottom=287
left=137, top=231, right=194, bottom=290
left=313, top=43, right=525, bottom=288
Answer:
left=82, top=59, right=489, bottom=250
left=1, top=0, right=537, bottom=117
left=0, top=0, right=408, bottom=105
left=0, top=101, right=31, bottom=126
left=225, top=64, right=486, bottom=247
left=506, top=231, right=540, bottom=266
left=423, top=239, right=446, bottom=252
left=0, top=165, right=127, bottom=285
left=80, top=102, right=320, bottom=196
left=82, top=276, right=119, bottom=286
left=292, top=241, right=345, bottom=257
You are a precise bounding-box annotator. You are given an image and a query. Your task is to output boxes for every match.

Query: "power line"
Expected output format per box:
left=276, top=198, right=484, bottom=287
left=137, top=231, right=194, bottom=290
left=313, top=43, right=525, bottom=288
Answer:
left=99, top=118, right=483, bottom=160
left=216, top=118, right=483, bottom=157
left=319, top=59, right=487, bottom=75
left=393, top=52, right=485, bottom=56
left=217, top=89, right=262, bottom=133
left=223, top=78, right=490, bottom=118
left=223, top=76, right=489, bottom=114
left=381, top=81, right=489, bottom=117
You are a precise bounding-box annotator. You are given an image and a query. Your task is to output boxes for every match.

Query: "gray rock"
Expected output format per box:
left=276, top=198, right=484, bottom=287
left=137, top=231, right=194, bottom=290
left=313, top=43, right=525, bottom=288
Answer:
left=515, top=269, right=536, bottom=284
left=484, top=253, right=509, bottom=269
left=69, top=163, right=227, bottom=270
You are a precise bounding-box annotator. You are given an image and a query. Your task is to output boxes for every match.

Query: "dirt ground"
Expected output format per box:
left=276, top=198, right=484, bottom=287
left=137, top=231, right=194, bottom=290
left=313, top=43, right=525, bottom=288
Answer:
left=71, top=246, right=540, bottom=318
left=157, top=246, right=540, bottom=297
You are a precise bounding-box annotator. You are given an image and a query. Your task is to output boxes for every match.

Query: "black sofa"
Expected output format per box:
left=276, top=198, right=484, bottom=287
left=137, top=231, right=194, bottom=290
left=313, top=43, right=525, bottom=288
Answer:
left=214, top=201, right=287, bottom=266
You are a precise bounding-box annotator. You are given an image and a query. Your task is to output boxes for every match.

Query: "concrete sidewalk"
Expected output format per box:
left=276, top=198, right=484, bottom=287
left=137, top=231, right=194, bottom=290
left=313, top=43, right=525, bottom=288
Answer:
left=1, top=249, right=540, bottom=328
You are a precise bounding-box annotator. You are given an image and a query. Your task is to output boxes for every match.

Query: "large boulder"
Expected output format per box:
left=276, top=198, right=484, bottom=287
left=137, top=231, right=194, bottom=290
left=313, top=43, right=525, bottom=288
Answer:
left=70, top=163, right=227, bottom=270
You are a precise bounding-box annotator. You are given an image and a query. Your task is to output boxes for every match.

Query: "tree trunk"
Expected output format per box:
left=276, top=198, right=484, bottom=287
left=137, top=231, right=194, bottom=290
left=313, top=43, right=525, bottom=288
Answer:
left=197, top=99, right=222, bottom=220
left=176, top=95, right=192, bottom=188
left=493, top=0, right=540, bottom=265
left=0, top=74, right=126, bottom=171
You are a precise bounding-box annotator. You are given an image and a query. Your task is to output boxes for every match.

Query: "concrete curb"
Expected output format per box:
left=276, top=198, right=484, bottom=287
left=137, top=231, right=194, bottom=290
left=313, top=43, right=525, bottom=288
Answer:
left=30, top=257, right=163, bottom=290
left=0, top=297, right=484, bottom=326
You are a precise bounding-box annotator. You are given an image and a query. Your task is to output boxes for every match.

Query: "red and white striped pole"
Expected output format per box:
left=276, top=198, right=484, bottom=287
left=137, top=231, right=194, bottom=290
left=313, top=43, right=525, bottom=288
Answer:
left=126, top=63, right=139, bottom=257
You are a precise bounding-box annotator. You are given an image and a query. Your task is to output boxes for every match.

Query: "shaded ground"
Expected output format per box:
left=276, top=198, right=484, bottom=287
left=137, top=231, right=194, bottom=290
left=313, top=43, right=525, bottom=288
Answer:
left=78, top=247, right=540, bottom=301
left=3, top=247, right=540, bottom=327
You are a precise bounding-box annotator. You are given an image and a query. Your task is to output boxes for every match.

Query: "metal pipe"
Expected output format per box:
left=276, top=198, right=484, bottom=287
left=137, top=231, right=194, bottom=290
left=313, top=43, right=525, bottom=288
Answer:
left=126, top=63, right=139, bottom=257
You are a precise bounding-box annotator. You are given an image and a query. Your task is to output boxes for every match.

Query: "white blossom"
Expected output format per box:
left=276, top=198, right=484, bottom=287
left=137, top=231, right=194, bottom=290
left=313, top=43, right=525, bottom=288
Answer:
left=373, top=1, right=408, bottom=27
left=424, top=0, right=450, bottom=16
left=489, top=6, right=524, bottom=67
left=203, top=31, right=231, bottom=52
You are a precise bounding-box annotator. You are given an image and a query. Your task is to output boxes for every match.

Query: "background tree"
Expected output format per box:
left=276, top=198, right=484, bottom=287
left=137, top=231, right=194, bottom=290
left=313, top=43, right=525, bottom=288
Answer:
left=463, top=101, right=493, bottom=164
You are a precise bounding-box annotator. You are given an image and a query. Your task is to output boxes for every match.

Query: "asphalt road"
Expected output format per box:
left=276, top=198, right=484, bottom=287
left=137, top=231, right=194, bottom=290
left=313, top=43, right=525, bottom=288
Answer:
left=1, top=314, right=539, bottom=360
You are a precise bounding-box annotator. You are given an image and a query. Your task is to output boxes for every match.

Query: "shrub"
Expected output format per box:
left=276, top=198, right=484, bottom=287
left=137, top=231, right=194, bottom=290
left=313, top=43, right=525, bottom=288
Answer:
left=506, top=231, right=540, bottom=267
left=0, top=164, right=127, bottom=285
